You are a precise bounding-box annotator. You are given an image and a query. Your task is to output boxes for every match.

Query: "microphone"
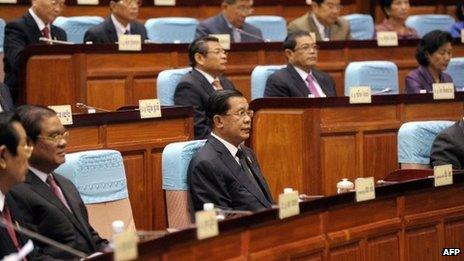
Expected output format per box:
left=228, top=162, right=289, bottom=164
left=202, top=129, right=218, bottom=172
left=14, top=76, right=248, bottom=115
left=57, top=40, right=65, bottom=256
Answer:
left=372, top=87, right=392, bottom=95
left=0, top=217, right=87, bottom=259
left=39, top=37, right=75, bottom=45
left=76, top=102, right=111, bottom=113
left=236, top=28, right=269, bottom=42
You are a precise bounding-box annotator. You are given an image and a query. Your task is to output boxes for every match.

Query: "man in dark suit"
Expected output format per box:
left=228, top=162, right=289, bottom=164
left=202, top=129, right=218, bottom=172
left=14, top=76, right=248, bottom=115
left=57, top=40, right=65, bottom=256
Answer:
left=84, top=0, right=147, bottom=44
left=264, top=30, right=337, bottom=98
left=195, top=0, right=263, bottom=42
left=174, top=36, right=235, bottom=139
left=9, top=105, right=108, bottom=259
left=3, top=0, right=67, bottom=103
left=0, top=83, right=14, bottom=112
left=188, top=90, right=273, bottom=211
left=430, top=119, right=464, bottom=169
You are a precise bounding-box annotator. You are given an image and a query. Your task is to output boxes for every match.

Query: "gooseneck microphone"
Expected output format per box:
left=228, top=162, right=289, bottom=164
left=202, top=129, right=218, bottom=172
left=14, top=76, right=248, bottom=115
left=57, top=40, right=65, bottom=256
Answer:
left=236, top=28, right=269, bottom=42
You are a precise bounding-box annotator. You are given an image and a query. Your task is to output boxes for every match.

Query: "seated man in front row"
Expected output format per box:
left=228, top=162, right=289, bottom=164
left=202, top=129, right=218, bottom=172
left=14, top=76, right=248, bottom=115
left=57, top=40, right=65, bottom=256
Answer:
left=264, top=30, right=337, bottom=98
left=430, top=118, right=464, bottom=169
left=84, top=0, right=147, bottom=44
left=10, top=105, right=108, bottom=259
left=188, top=90, right=274, bottom=211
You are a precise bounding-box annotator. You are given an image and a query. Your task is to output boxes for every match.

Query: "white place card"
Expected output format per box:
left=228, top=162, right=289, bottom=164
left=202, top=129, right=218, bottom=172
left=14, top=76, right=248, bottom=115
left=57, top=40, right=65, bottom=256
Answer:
left=195, top=210, right=219, bottom=240
left=118, top=34, right=142, bottom=51
left=77, top=0, right=98, bottom=5
left=355, top=177, right=375, bottom=202
left=434, top=164, right=453, bottom=187
left=433, top=83, right=455, bottom=100
left=376, top=32, right=399, bottom=47
left=154, top=0, right=175, bottom=5
left=48, top=105, right=73, bottom=125
left=349, top=86, right=372, bottom=104
left=0, top=0, right=17, bottom=3
left=209, top=34, right=230, bottom=50
left=278, top=191, right=300, bottom=219
left=461, top=29, right=464, bottom=43
left=306, top=0, right=312, bottom=4
left=138, top=99, right=161, bottom=119
left=113, top=231, right=138, bottom=261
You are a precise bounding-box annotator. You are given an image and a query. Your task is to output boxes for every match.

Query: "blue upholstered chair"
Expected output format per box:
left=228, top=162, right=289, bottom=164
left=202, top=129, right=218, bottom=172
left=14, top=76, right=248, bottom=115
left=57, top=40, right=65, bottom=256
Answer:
left=145, top=17, right=199, bottom=43
left=398, top=121, right=454, bottom=169
left=405, top=15, right=455, bottom=37
left=341, top=14, right=374, bottom=40
left=53, top=16, right=104, bottom=43
left=162, top=140, right=206, bottom=229
left=0, top=18, right=5, bottom=53
left=251, top=65, right=285, bottom=100
left=445, top=57, right=464, bottom=91
left=156, top=67, right=191, bottom=106
left=244, top=16, right=287, bottom=42
left=55, top=150, right=135, bottom=238
left=344, top=61, right=399, bottom=96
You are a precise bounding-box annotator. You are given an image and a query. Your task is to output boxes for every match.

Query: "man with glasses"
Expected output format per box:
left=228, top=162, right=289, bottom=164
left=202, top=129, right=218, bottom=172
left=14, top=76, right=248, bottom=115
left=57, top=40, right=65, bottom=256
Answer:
left=188, top=89, right=273, bottom=211
left=3, top=0, right=67, bottom=103
left=195, top=0, right=263, bottom=42
left=288, top=0, right=350, bottom=41
left=84, top=0, right=147, bottom=44
left=264, top=30, right=337, bottom=97
left=9, top=105, right=108, bottom=259
left=175, top=36, right=236, bottom=139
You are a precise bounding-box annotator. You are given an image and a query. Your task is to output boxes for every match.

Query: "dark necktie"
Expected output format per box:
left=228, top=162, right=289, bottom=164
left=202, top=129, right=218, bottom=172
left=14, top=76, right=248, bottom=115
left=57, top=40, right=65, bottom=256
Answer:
left=1, top=205, right=21, bottom=251
left=236, top=149, right=268, bottom=199
left=41, top=26, right=50, bottom=38
left=124, top=29, right=130, bottom=35
left=47, top=175, right=72, bottom=212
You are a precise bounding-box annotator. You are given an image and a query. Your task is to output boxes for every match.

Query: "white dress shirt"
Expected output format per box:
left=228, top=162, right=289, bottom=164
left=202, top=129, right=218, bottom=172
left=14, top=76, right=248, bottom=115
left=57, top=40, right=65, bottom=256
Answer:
left=196, top=68, right=222, bottom=90
left=29, top=8, right=49, bottom=38
left=211, top=132, right=240, bottom=164
left=111, top=14, right=131, bottom=40
left=312, top=13, right=330, bottom=42
left=293, top=66, right=326, bottom=97
left=0, top=190, right=5, bottom=212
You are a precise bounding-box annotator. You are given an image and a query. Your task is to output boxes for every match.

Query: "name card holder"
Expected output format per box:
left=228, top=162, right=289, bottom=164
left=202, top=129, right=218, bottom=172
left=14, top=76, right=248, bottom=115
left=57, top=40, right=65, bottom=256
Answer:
left=154, top=0, right=175, bottom=5
left=432, top=83, right=455, bottom=100
left=0, top=0, right=17, bottom=3
left=138, top=99, right=161, bottom=119
left=118, top=34, right=142, bottom=51
left=434, top=164, right=453, bottom=187
left=195, top=210, right=219, bottom=240
left=113, top=231, right=139, bottom=261
left=210, top=34, right=230, bottom=50
left=461, top=29, right=464, bottom=43
left=355, top=177, right=375, bottom=202
left=48, top=105, right=73, bottom=125
left=376, top=32, right=399, bottom=47
left=278, top=191, right=300, bottom=219
left=77, top=0, right=98, bottom=5
left=349, top=86, right=372, bottom=104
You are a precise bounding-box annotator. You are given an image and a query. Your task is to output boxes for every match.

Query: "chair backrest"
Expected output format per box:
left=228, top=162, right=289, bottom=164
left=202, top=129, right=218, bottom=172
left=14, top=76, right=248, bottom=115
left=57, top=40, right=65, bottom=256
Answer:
left=156, top=67, right=191, bottom=106
left=251, top=65, right=286, bottom=100
left=344, top=61, right=399, bottom=96
left=244, top=16, right=287, bottom=42
left=445, top=57, right=464, bottom=91
left=341, top=14, right=374, bottom=40
left=0, top=18, right=5, bottom=53
left=145, top=17, right=199, bottom=43
left=162, top=139, right=206, bottom=229
left=398, top=121, right=454, bottom=169
left=55, top=149, right=135, bottom=238
left=53, top=16, right=104, bottom=43
left=405, top=15, right=455, bottom=37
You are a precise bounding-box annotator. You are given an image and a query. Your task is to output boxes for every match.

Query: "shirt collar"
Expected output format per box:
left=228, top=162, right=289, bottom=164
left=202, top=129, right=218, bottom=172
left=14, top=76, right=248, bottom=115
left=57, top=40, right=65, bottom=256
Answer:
left=211, top=132, right=239, bottom=158
left=222, top=13, right=236, bottom=30
left=293, top=65, right=311, bottom=81
left=29, top=8, right=48, bottom=32
left=195, top=68, right=217, bottom=85
left=311, top=13, right=328, bottom=40
left=0, top=190, right=5, bottom=212
left=0, top=103, right=4, bottom=112
left=111, top=14, right=131, bottom=35
left=29, top=166, right=50, bottom=184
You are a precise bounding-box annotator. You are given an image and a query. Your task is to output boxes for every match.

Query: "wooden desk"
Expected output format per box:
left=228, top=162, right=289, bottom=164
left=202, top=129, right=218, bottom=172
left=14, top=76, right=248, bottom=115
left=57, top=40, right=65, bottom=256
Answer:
left=250, top=94, right=464, bottom=198
left=19, top=40, right=464, bottom=110
left=90, top=170, right=464, bottom=261
left=67, top=107, right=193, bottom=230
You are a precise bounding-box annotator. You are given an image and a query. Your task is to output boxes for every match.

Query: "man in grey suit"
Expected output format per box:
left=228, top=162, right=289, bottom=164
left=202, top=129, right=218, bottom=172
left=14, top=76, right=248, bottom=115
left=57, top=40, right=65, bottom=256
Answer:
left=264, top=30, right=337, bottom=98
left=188, top=89, right=273, bottom=211
left=0, top=83, right=14, bottom=112
left=9, top=105, right=108, bottom=259
left=288, top=0, right=350, bottom=41
left=195, top=0, right=263, bottom=42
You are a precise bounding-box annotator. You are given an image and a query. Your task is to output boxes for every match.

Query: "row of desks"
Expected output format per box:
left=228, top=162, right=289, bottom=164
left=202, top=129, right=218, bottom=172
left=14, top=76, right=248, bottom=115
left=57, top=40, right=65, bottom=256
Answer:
left=19, top=40, right=464, bottom=111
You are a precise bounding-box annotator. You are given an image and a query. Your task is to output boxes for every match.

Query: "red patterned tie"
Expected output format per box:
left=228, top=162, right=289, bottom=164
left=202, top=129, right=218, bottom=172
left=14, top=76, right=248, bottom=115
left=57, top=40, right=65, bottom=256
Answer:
left=41, top=26, right=50, bottom=38
left=305, top=74, right=320, bottom=97
left=1, top=205, right=21, bottom=250
left=47, top=175, right=72, bottom=212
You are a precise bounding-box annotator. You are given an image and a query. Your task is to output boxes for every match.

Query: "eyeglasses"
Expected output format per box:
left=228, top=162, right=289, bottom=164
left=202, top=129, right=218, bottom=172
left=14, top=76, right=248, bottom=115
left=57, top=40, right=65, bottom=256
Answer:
left=117, top=0, right=142, bottom=6
left=294, top=44, right=319, bottom=52
left=224, top=110, right=254, bottom=119
left=38, top=131, right=69, bottom=143
left=236, top=6, right=254, bottom=14
left=321, top=2, right=342, bottom=10
left=50, top=0, right=66, bottom=7
left=207, top=49, right=228, bottom=55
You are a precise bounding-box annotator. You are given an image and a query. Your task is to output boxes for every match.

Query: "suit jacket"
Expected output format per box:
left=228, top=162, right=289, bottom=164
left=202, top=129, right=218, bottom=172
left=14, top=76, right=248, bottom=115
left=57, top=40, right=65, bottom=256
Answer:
left=83, top=16, right=148, bottom=44
left=287, top=12, right=351, bottom=41
left=3, top=12, right=67, bottom=103
left=174, top=69, right=235, bottom=139
left=430, top=119, right=464, bottom=169
left=0, top=83, right=14, bottom=112
left=188, top=135, right=274, bottom=211
left=195, top=14, right=263, bottom=42
left=405, top=65, right=454, bottom=94
left=9, top=171, right=108, bottom=259
left=264, top=64, right=337, bottom=97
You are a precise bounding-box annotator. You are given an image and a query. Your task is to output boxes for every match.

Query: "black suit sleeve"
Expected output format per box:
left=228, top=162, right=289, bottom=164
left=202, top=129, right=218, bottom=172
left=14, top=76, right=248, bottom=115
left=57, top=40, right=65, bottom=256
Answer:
left=83, top=29, right=103, bottom=44
left=4, top=22, right=28, bottom=74
left=76, top=197, right=109, bottom=252
left=430, top=131, right=462, bottom=169
left=174, top=81, right=211, bottom=139
left=264, top=73, right=290, bottom=97
left=195, top=23, right=209, bottom=39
